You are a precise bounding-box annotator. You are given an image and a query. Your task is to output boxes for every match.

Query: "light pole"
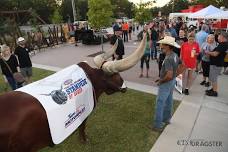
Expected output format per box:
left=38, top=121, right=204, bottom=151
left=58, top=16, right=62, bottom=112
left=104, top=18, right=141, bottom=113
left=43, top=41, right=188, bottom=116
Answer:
left=71, top=0, right=77, bottom=22
left=172, top=0, right=175, bottom=12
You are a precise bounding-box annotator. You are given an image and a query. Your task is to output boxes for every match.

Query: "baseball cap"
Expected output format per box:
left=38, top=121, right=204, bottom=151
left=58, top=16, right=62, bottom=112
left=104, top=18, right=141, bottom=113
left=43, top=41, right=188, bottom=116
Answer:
left=17, top=37, right=25, bottom=43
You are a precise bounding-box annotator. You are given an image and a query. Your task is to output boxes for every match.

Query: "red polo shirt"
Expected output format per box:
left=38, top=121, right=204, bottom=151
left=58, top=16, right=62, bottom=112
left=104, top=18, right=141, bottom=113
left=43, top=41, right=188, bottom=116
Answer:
left=181, top=42, right=200, bottom=69
left=122, top=23, right=129, bottom=31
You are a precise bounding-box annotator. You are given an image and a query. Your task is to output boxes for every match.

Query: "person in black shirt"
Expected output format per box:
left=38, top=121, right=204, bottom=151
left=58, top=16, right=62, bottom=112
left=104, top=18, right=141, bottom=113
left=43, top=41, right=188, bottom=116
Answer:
left=113, top=22, right=120, bottom=35
left=175, top=17, right=183, bottom=36
left=74, top=24, right=79, bottom=46
left=150, top=25, right=159, bottom=59
left=157, top=32, right=172, bottom=76
left=14, top=37, right=32, bottom=84
left=174, top=29, right=188, bottom=57
left=0, top=45, right=22, bottom=90
left=157, top=51, right=165, bottom=77
left=206, top=32, right=228, bottom=97
left=110, top=28, right=125, bottom=60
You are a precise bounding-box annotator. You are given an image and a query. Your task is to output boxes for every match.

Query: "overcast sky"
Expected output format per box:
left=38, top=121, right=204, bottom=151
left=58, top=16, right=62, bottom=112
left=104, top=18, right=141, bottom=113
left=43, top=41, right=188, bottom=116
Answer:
left=128, top=0, right=171, bottom=7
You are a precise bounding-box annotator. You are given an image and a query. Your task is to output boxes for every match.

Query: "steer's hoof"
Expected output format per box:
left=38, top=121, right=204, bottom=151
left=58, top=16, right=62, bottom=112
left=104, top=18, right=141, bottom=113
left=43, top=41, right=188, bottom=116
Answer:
left=79, top=136, right=89, bottom=144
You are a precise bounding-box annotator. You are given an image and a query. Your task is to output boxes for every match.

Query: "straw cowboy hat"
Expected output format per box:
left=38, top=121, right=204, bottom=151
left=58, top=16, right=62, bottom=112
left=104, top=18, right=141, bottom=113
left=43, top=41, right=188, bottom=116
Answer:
left=157, top=36, right=180, bottom=48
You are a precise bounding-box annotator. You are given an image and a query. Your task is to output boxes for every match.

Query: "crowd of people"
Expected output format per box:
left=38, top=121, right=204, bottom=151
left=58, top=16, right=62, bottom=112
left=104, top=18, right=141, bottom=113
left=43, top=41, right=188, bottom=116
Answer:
left=112, top=18, right=228, bottom=97
left=133, top=18, right=228, bottom=132
left=0, top=37, right=33, bottom=90
left=111, top=18, right=228, bottom=132
left=0, top=17, right=227, bottom=135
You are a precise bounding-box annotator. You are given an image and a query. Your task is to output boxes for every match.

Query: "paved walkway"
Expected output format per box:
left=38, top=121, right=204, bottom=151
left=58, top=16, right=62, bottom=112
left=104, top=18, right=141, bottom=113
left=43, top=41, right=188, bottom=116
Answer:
left=30, top=30, right=160, bottom=87
left=31, top=32, right=228, bottom=152
left=150, top=74, right=228, bottom=152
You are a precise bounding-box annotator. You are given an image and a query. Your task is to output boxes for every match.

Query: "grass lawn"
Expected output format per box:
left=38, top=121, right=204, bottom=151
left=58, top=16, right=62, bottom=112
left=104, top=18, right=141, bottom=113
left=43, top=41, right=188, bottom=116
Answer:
left=0, top=68, right=180, bottom=152
left=0, top=67, right=55, bottom=93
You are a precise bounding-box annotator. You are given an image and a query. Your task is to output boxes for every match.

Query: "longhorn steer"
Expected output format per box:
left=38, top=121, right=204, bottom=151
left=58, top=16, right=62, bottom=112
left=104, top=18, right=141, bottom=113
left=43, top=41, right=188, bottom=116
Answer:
left=0, top=34, right=146, bottom=152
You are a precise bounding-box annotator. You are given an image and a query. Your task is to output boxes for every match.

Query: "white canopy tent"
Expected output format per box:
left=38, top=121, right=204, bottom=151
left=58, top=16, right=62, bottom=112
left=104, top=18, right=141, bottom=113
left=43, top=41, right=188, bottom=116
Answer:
left=188, top=5, right=223, bottom=19
left=205, top=11, right=228, bottom=19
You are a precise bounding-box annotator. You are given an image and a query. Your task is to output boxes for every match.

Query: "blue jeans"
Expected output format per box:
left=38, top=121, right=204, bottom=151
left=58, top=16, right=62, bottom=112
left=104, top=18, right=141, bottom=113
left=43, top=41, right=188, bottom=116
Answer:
left=6, top=76, right=17, bottom=90
left=151, top=40, right=157, bottom=59
left=6, top=76, right=23, bottom=90
left=154, top=79, right=176, bottom=128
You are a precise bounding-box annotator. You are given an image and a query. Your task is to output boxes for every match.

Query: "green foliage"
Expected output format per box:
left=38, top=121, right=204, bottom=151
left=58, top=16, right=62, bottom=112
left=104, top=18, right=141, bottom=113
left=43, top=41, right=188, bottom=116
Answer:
left=191, top=0, right=228, bottom=8
left=51, top=9, right=63, bottom=24
left=77, top=0, right=89, bottom=20
left=0, top=68, right=54, bottom=93
left=150, top=7, right=160, bottom=18
left=0, top=0, right=58, bottom=24
left=60, top=0, right=89, bottom=22
left=29, top=11, right=39, bottom=26
left=110, top=0, right=135, bottom=18
left=0, top=19, right=11, bottom=34
left=87, top=0, right=113, bottom=29
left=134, top=1, right=153, bottom=25
left=59, top=0, right=73, bottom=22
left=159, top=0, right=189, bottom=16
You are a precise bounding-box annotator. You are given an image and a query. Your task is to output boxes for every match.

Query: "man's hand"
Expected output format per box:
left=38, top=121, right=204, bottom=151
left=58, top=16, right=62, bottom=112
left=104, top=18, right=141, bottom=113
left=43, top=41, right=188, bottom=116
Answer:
left=206, top=51, right=219, bottom=57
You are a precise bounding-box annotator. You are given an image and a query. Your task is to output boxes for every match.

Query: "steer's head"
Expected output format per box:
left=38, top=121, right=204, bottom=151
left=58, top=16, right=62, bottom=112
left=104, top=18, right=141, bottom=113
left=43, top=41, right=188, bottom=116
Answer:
left=100, top=72, right=127, bottom=95
left=93, top=34, right=147, bottom=95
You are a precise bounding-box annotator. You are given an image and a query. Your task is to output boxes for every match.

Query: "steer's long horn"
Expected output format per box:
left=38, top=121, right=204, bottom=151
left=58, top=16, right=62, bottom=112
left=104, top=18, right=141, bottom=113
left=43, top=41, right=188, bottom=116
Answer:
left=93, top=40, right=118, bottom=68
left=102, top=33, right=147, bottom=74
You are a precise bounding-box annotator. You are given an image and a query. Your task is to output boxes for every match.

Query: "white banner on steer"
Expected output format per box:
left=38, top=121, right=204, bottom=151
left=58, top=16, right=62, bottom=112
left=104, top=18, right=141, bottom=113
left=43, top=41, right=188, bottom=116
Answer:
left=17, top=65, right=94, bottom=144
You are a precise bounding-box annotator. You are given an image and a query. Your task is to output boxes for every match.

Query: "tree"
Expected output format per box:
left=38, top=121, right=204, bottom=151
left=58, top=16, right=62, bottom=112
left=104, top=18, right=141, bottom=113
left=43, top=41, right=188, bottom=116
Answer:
left=134, top=1, right=154, bottom=25
left=60, top=0, right=89, bottom=22
left=0, top=0, right=58, bottom=24
left=87, top=0, right=113, bottom=29
left=59, top=0, right=73, bottom=22
left=87, top=0, right=113, bottom=52
left=110, top=0, right=135, bottom=18
left=76, top=0, right=88, bottom=20
left=150, top=7, right=160, bottom=18
left=160, top=0, right=189, bottom=16
left=191, top=0, right=228, bottom=8
left=51, top=9, right=63, bottom=24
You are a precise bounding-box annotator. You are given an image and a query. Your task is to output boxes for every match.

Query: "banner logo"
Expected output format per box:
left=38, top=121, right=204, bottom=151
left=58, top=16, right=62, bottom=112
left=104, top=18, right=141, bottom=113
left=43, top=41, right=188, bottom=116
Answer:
left=65, top=105, right=86, bottom=128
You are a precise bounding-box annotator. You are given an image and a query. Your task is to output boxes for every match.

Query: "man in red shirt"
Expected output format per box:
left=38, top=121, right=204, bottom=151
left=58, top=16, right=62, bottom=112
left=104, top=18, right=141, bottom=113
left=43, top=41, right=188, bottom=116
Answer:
left=181, top=33, right=200, bottom=95
left=122, top=22, right=129, bottom=42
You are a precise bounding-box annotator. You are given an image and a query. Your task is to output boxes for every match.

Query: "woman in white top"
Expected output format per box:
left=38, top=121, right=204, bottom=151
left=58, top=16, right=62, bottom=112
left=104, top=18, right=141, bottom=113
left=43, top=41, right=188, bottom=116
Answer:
left=200, top=34, right=217, bottom=87
left=0, top=45, right=22, bottom=90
